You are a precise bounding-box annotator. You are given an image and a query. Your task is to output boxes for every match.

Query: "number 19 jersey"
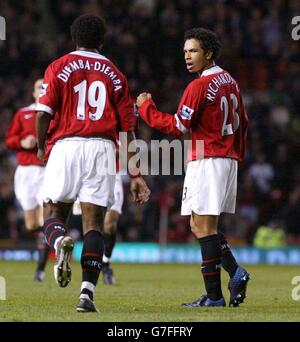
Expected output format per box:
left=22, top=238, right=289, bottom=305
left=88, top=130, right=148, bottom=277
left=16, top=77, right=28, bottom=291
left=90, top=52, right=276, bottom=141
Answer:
left=36, top=50, right=137, bottom=144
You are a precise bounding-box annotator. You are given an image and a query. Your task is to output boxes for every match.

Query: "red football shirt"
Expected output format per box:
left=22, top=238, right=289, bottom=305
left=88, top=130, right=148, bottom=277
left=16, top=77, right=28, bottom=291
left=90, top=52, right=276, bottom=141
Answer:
left=5, top=104, right=42, bottom=166
left=36, top=50, right=137, bottom=145
left=139, top=65, right=248, bottom=162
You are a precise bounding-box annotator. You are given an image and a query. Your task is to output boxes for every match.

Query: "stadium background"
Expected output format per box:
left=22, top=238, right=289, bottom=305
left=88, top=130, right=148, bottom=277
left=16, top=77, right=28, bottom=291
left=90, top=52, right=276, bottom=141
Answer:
left=0, top=0, right=300, bottom=261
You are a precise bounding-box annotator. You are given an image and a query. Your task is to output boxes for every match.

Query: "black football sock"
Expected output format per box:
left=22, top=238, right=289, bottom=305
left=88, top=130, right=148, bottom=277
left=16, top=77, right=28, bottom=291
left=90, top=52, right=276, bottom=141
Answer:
left=43, top=218, right=66, bottom=250
left=80, top=230, right=104, bottom=301
left=218, top=231, right=238, bottom=278
left=198, top=234, right=223, bottom=301
left=36, top=228, right=50, bottom=271
left=103, top=231, right=117, bottom=263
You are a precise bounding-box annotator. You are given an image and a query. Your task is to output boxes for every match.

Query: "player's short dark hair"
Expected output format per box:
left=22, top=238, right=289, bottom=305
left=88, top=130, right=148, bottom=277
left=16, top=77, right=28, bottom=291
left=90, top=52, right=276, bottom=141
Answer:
left=184, top=28, right=221, bottom=60
left=70, top=14, right=106, bottom=49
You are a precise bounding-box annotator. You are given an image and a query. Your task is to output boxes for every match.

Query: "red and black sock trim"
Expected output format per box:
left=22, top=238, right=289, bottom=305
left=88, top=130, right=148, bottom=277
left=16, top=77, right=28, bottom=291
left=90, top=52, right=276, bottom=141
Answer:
left=198, top=234, right=223, bottom=301
left=43, top=218, right=66, bottom=248
left=201, top=256, right=222, bottom=276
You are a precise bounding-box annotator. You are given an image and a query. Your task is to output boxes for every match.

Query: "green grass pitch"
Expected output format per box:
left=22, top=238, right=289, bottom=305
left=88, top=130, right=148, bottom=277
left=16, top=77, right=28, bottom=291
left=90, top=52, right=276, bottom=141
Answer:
left=0, top=261, right=300, bottom=322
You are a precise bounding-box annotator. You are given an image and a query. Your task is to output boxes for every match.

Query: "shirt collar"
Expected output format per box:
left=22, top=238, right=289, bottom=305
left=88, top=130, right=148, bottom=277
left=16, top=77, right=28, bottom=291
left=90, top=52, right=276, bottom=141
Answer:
left=201, top=65, right=223, bottom=77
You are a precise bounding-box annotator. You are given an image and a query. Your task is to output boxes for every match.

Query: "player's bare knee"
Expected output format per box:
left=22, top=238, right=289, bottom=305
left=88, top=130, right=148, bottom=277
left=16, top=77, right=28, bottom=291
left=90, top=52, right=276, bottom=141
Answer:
left=190, top=220, right=215, bottom=238
left=104, top=220, right=117, bottom=234
left=82, top=211, right=104, bottom=233
left=104, top=210, right=119, bottom=234
left=189, top=217, right=201, bottom=237
left=190, top=216, right=199, bottom=231
left=190, top=224, right=202, bottom=238
left=26, top=222, right=39, bottom=231
left=42, top=204, right=52, bottom=221
left=105, top=224, right=117, bottom=234
left=82, top=216, right=104, bottom=234
left=47, top=202, right=72, bottom=222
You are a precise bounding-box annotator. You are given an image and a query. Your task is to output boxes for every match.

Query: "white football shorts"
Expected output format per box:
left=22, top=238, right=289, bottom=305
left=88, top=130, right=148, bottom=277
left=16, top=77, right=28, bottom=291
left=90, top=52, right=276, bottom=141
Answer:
left=14, top=165, right=45, bottom=210
left=72, top=172, right=124, bottom=215
left=43, top=137, right=116, bottom=208
left=181, top=157, right=237, bottom=216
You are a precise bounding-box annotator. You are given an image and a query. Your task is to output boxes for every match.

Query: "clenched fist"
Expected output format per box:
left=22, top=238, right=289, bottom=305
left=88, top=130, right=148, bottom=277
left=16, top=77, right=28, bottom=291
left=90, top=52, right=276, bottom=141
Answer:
left=136, top=92, right=152, bottom=107
left=20, top=135, right=37, bottom=149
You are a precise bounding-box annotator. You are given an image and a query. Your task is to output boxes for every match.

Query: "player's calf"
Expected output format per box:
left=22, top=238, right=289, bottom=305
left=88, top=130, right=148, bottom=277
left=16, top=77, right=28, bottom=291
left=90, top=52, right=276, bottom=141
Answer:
left=43, top=217, right=67, bottom=249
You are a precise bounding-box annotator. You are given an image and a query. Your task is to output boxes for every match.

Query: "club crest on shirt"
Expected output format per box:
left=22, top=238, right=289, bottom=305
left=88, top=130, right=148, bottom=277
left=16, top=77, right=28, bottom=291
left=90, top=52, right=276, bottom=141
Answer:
left=39, top=84, right=48, bottom=97
left=180, top=105, right=194, bottom=120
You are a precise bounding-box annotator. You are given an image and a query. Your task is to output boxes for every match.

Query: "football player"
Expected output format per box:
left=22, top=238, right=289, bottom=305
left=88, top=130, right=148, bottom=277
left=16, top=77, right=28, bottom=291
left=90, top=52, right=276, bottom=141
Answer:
left=36, top=14, right=150, bottom=312
left=5, top=79, right=50, bottom=282
left=137, top=28, right=250, bottom=307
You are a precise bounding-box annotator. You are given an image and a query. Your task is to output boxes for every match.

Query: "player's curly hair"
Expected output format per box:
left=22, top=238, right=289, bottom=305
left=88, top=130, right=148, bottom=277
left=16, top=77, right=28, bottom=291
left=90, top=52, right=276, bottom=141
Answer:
left=184, top=28, right=221, bottom=60
left=70, top=14, right=106, bottom=49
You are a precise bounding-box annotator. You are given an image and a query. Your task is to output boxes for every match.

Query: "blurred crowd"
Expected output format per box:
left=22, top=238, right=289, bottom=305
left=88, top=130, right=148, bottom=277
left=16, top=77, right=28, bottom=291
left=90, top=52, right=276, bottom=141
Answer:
left=0, top=0, right=300, bottom=245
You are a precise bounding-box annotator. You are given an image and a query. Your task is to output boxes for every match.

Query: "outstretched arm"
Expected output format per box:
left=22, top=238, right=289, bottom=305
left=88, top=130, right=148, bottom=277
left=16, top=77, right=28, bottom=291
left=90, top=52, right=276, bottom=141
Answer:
left=136, top=93, right=186, bottom=137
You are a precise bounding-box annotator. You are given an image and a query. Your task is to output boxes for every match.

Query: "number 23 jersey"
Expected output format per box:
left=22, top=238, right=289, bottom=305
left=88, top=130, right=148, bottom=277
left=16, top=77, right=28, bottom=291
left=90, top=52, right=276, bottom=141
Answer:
left=138, top=65, right=248, bottom=162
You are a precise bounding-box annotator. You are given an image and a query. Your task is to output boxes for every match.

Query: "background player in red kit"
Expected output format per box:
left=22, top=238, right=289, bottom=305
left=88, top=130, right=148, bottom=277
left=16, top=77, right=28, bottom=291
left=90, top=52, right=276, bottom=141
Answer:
left=36, top=14, right=150, bottom=313
left=137, top=28, right=249, bottom=307
left=5, top=79, right=50, bottom=282
left=101, top=171, right=123, bottom=285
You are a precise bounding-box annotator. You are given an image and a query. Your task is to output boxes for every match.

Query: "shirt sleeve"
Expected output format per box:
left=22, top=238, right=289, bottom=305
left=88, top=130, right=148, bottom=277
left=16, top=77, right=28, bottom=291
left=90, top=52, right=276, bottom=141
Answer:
left=138, top=99, right=183, bottom=137
left=36, top=63, right=61, bottom=115
left=138, top=81, right=203, bottom=136
left=5, top=110, right=22, bottom=150
left=174, top=80, right=204, bottom=133
left=114, top=74, right=138, bottom=132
